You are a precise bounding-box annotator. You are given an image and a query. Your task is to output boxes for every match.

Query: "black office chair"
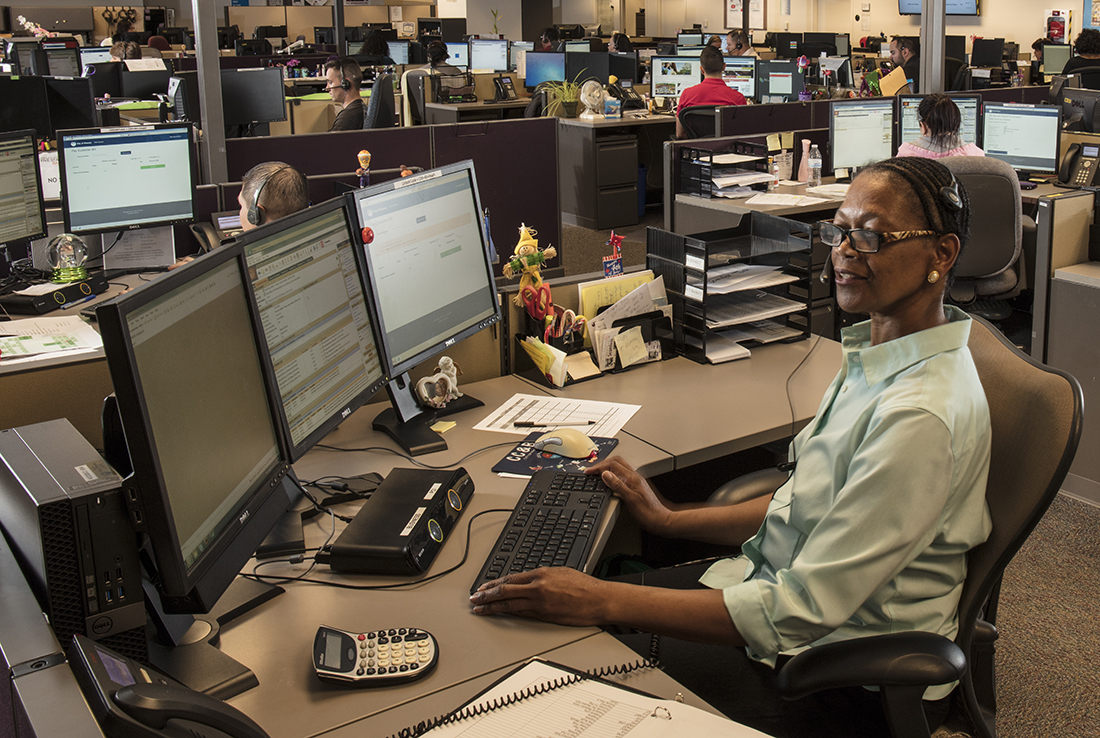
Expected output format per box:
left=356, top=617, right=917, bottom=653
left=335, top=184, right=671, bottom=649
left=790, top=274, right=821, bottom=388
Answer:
left=1068, top=65, right=1100, bottom=89
left=400, top=69, right=437, bottom=126
left=363, top=73, right=396, bottom=129
left=524, top=89, right=548, bottom=118
left=677, top=105, right=720, bottom=139
left=709, top=315, right=1083, bottom=738
left=944, top=57, right=965, bottom=91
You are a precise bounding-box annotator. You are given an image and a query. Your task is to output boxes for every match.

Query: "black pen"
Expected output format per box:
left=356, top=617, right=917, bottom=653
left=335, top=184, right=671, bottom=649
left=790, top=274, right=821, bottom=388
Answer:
left=514, top=420, right=596, bottom=427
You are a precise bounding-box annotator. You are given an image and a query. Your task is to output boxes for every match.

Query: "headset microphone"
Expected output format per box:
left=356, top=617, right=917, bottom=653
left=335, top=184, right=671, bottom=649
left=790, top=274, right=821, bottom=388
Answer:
left=820, top=255, right=834, bottom=284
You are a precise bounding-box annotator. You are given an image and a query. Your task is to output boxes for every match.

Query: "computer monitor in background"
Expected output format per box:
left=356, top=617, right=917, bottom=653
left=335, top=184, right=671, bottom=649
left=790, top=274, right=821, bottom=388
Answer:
left=97, top=243, right=301, bottom=694
left=755, top=59, right=804, bottom=103
left=58, top=123, right=197, bottom=235
left=445, top=42, right=469, bottom=70
left=897, top=93, right=981, bottom=146
left=84, top=62, right=123, bottom=99
left=834, top=33, right=851, bottom=56
left=221, top=68, right=287, bottom=129
left=651, top=55, right=701, bottom=99
left=0, top=77, right=51, bottom=139
left=676, top=45, right=707, bottom=57
left=510, top=41, right=534, bottom=71
left=347, top=161, right=501, bottom=455
left=314, top=26, right=335, bottom=45
left=237, top=198, right=386, bottom=461
left=79, top=46, right=114, bottom=66
left=819, top=56, right=853, bottom=87
left=945, top=35, right=966, bottom=63
left=565, top=51, right=610, bottom=85
left=677, top=32, right=704, bottom=46
left=981, top=103, right=1061, bottom=175
left=236, top=39, right=270, bottom=56
left=254, top=25, right=287, bottom=41
left=158, top=27, right=189, bottom=46
left=775, top=32, right=803, bottom=59
left=121, top=69, right=173, bottom=100
left=565, top=40, right=591, bottom=53
left=1059, top=87, right=1100, bottom=133
left=830, top=98, right=896, bottom=172
left=44, top=77, right=99, bottom=137
left=44, top=46, right=82, bottom=78
left=469, top=38, right=509, bottom=72
left=523, top=51, right=565, bottom=89
left=389, top=40, right=411, bottom=65
left=609, top=51, right=639, bottom=82
left=1042, top=43, right=1072, bottom=75
left=723, top=56, right=756, bottom=99
left=970, top=38, right=1005, bottom=67
left=217, top=26, right=240, bottom=50
left=0, top=129, right=47, bottom=250
left=801, top=31, right=837, bottom=57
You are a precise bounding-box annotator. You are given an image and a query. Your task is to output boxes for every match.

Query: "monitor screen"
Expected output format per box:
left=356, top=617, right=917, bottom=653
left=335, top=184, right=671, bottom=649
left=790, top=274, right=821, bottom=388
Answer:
left=898, top=94, right=980, bottom=147
left=775, top=33, right=802, bottom=59
left=565, top=41, right=591, bottom=53
left=0, top=129, right=47, bottom=245
left=314, top=26, right=335, bottom=45
left=45, top=76, right=98, bottom=137
left=971, top=38, right=1004, bottom=68
left=755, top=59, right=804, bottom=103
left=945, top=35, right=966, bottom=62
left=386, top=40, right=410, bottom=65
left=222, top=68, right=287, bottom=126
left=85, top=62, right=123, bottom=99
left=677, top=33, right=703, bottom=46
left=121, top=69, right=173, bottom=100
left=723, top=57, right=755, bottom=98
left=830, top=98, right=895, bottom=171
left=524, top=52, right=565, bottom=88
left=58, top=123, right=196, bottom=234
left=981, top=103, right=1061, bottom=174
left=97, top=245, right=296, bottom=612
left=1043, top=43, right=1072, bottom=75
left=899, top=0, right=978, bottom=13
left=0, top=77, right=51, bottom=139
left=239, top=199, right=386, bottom=461
left=566, top=51, right=610, bottom=86
left=445, top=42, right=469, bottom=70
left=255, top=25, right=287, bottom=40
left=510, top=41, right=534, bottom=71
left=79, top=46, right=114, bottom=66
left=675, top=46, right=706, bottom=57
left=469, top=38, right=508, bottom=71
left=1061, top=86, right=1100, bottom=133
left=652, top=55, right=701, bottom=98
left=609, top=51, right=638, bottom=82
left=45, top=47, right=81, bottom=78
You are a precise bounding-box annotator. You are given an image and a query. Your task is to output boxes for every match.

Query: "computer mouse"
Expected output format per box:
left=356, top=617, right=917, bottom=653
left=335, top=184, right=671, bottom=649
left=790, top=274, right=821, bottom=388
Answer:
left=532, top=428, right=598, bottom=459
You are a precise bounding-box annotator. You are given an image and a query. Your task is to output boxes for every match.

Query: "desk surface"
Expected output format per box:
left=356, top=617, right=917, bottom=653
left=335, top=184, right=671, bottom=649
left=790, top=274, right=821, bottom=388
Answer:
left=559, top=112, right=678, bottom=129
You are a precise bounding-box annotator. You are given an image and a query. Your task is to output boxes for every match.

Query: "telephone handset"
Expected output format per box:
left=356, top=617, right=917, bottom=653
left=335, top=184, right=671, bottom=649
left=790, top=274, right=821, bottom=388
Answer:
left=608, top=80, right=645, bottom=110
left=493, top=76, right=517, bottom=101
left=1058, top=142, right=1100, bottom=187
left=69, top=634, right=270, bottom=738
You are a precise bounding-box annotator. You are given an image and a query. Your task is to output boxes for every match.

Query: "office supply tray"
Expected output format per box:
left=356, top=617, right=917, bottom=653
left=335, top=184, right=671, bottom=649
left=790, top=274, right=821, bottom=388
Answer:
left=678, top=141, right=770, bottom=198
left=646, top=213, right=824, bottom=363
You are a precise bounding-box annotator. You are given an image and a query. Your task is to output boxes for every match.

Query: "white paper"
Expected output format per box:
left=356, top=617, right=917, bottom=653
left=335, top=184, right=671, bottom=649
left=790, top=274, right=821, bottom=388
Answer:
left=710, top=153, right=765, bottom=165
left=705, top=291, right=805, bottom=327
left=475, top=394, right=641, bottom=437
left=0, top=316, right=101, bottom=342
left=124, top=58, right=167, bottom=72
left=712, top=172, right=775, bottom=188
left=705, top=332, right=752, bottom=364
left=103, top=226, right=176, bottom=271
left=588, top=276, right=667, bottom=335
left=806, top=183, right=851, bottom=199
left=0, top=315, right=103, bottom=361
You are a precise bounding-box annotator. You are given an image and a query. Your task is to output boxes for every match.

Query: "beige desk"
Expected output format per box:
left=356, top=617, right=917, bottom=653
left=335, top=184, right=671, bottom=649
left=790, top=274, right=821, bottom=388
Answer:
left=672, top=181, right=844, bottom=234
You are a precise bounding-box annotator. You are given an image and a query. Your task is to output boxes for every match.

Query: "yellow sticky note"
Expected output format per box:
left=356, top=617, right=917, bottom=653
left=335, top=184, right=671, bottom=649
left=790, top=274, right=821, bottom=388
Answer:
left=613, top=326, right=649, bottom=368
left=766, top=133, right=781, bottom=152
left=430, top=420, right=457, bottom=434
left=780, top=132, right=795, bottom=150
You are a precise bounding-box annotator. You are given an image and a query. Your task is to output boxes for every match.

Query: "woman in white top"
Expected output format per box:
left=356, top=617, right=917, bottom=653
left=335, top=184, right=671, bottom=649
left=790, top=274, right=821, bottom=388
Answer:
left=897, top=94, right=985, bottom=159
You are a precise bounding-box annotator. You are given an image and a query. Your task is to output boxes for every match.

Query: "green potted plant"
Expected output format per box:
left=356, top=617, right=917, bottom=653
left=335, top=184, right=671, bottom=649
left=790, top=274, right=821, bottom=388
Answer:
left=490, top=9, right=502, bottom=37
left=539, top=70, right=586, bottom=118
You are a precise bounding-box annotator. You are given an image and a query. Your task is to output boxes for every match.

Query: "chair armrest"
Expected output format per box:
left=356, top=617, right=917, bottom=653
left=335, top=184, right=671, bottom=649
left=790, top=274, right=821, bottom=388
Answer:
left=974, top=618, right=998, bottom=645
left=707, top=467, right=789, bottom=506
left=775, top=632, right=966, bottom=700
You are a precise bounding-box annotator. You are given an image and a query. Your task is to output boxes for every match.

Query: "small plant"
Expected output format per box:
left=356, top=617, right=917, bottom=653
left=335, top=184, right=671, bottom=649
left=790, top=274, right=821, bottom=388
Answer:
left=539, top=69, right=586, bottom=117
left=490, top=9, right=502, bottom=36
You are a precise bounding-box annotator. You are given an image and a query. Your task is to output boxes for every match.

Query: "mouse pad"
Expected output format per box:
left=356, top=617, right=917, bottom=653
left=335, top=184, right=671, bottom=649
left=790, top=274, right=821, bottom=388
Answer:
left=492, top=433, right=619, bottom=478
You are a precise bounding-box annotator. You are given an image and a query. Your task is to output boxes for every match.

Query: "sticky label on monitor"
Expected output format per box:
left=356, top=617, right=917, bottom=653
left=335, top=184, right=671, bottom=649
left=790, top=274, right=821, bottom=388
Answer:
left=424, top=483, right=441, bottom=501
left=401, top=507, right=428, bottom=537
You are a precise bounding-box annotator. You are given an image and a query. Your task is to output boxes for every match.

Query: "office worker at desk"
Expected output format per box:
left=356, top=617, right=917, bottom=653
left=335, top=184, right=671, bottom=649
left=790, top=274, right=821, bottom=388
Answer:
left=897, top=94, right=985, bottom=160
left=675, top=46, right=747, bottom=139
left=325, top=57, right=366, bottom=131
left=110, top=41, right=141, bottom=62
left=1061, top=28, right=1100, bottom=75
left=610, top=32, right=634, bottom=53
left=538, top=26, right=561, bottom=52
left=471, top=157, right=992, bottom=738
left=726, top=30, right=757, bottom=58
left=890, top=35, right=921, bottom=90
left=423, top=40, right=463, bottom=76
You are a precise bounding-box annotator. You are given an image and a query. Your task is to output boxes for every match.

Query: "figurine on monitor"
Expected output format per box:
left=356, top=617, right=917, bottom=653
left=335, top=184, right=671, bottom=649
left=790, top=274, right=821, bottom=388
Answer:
left=503, top=223, right=556, bottom=310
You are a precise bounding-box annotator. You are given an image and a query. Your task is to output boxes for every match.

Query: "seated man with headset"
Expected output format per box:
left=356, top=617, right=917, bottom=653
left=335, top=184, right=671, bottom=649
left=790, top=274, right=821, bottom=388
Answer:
left=325, top=56, right=366, bottom=131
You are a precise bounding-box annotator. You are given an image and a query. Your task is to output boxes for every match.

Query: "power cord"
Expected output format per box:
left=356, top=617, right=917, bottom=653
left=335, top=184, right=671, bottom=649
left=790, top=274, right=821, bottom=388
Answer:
left=314, top=441, right=519, bottom=470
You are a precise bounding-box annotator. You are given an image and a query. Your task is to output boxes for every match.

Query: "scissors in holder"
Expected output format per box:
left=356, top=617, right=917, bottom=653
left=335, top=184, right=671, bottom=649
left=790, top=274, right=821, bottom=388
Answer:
left=521, top=283, right=553, bottom=321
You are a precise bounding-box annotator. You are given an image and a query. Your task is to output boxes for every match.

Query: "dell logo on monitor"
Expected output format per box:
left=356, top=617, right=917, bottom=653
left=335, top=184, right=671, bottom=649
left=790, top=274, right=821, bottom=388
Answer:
left=238, top=510, right=250, bottom=525
left=341, top=407, right=352, bottom=419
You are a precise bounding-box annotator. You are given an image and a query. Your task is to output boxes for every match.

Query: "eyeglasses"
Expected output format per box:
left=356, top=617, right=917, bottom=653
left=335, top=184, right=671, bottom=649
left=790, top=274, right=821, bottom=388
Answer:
left=817, top=220, right=941, bottom=254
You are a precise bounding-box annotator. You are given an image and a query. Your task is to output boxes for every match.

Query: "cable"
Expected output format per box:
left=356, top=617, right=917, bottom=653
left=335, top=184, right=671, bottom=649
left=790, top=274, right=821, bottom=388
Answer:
left=314, top=441, right=519, bottom=470
left=781, top=292, right=833, bottom=469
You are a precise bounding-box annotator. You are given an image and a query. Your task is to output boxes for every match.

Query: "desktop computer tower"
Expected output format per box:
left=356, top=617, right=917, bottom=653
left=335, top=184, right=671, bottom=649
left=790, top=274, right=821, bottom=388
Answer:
left=0, top=419, right=148, bottom=662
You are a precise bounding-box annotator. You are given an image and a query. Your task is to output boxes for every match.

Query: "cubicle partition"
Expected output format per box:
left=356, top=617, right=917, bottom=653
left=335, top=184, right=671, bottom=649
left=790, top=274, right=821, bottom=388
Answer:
left=171, top=54, right=333, bottom=71
left=224, top=127, right=433, bottom=180
left=717, top=101, right=814, bottom=138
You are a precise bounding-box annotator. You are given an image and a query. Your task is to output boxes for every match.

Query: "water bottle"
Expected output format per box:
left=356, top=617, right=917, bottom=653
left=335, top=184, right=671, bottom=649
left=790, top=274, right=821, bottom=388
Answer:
left=807, top=144, right=822, bottom=188
left=767, top=157, right=778, bottom=190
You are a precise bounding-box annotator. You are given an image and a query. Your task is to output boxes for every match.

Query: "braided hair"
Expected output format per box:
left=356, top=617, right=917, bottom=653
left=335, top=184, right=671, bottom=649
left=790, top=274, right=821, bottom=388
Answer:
left=859, top=157, right=970, bottom=286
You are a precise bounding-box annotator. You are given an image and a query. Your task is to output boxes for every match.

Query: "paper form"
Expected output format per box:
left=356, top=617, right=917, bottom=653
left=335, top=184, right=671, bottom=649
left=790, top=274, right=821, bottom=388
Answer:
left=0, top=316, right=103, bottom=366
left=475, top=394, right=640, bottom=437
left=576, top=271, right=654, bottom=322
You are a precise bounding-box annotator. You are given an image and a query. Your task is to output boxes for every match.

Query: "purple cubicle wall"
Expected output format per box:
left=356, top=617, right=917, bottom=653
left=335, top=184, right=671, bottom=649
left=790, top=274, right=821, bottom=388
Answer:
left=718, top=101, right=814, bottom=138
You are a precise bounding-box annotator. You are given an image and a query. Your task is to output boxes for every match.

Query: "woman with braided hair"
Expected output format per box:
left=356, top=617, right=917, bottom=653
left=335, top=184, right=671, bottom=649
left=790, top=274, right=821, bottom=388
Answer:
left=471, top=157, right=991, bottom=738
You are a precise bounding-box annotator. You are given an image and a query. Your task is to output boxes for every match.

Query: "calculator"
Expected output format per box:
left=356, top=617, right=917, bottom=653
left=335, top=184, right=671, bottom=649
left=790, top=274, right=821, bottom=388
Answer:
left=313, top=625, right=438, bottom=686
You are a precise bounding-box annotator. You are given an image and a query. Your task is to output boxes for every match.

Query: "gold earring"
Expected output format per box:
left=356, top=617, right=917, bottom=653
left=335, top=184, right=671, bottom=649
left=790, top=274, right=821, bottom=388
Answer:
left=927, top=270, right=940, bottom=284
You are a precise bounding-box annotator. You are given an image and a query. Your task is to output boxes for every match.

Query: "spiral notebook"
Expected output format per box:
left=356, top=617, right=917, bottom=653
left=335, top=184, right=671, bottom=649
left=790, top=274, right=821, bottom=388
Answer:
left=420, top=659, right=769, bottom=737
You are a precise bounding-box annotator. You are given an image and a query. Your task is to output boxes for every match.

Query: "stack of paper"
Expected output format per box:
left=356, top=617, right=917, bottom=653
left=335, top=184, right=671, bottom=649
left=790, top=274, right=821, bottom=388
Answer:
left=806, top=183, right=851, bottom=200
left=703, top=264, right=798, bottom=295
left=705, top=291, right=804, bottom=329
left=586, top=277, right=669, bottom=371
left=0, top=316, right=103, bottom=367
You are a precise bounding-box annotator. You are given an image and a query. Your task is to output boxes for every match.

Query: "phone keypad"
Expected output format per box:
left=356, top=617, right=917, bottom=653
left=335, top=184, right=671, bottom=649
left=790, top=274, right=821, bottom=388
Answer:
left=1074, top=159, right=1093, bottom=185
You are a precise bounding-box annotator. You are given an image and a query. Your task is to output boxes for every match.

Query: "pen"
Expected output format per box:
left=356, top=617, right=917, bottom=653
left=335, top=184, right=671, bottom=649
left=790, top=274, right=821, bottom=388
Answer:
left=59, top=294, right=96, bottom=310
left=514, top=421, right=596, bottom=427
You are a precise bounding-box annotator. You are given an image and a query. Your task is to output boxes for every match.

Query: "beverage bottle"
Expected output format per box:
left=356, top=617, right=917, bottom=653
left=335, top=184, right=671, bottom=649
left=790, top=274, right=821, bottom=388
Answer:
left=768, top=156, right=778, bottom=190
left=807, top=144, right=822, bottom=188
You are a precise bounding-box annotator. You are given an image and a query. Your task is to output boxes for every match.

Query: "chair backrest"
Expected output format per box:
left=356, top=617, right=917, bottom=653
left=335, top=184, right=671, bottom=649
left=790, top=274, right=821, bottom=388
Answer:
left=678, top=105, right=720, bottom=139
left=524, top=89, right=548, bottom=118
left=1070, top=65, right=1100, bottom=90
left=400, top=69, right=435, bottom=125
left=363, top=73, right=396, bottom=129
left=147, top=35, right=172, bottom=52
left=955, top=316, right=1082, bottom=727
left=939, top=156, right=1022, bottom=280
left=945, top=57, right=965, bottom=90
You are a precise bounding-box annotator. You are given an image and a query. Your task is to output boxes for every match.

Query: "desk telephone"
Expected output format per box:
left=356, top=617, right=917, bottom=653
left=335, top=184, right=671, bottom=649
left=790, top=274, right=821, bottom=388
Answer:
left=608, top=79, right=645, bottom=110
left=1058, top=142, right=1100, bottom=187
left=493, top=76, right=518, bottom=101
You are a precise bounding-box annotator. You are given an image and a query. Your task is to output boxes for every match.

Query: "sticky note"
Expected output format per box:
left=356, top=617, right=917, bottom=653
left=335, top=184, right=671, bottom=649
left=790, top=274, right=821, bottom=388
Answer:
left=780, top=132, right=795, bottom=150
left=430, top=420, right=457, bottom=433
left=613, top=326, right=649, bottom=368
left=766, top=133, right=781, bottom=152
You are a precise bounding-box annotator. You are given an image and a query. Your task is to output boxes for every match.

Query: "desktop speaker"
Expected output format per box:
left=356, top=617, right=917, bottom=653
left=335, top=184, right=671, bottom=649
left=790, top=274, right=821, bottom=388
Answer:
left=323, top=467, right=474, bottom=575
left=0, top=419, right=148, bottom=662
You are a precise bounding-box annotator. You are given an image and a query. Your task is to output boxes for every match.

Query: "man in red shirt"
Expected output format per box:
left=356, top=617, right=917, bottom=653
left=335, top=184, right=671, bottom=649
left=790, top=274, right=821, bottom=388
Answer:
left=676, top=46, right=746, bottom=138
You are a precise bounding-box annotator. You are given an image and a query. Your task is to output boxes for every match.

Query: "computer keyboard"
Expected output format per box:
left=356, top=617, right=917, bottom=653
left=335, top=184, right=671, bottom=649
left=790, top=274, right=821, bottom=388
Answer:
left=470, top=470, right=611, bottom=594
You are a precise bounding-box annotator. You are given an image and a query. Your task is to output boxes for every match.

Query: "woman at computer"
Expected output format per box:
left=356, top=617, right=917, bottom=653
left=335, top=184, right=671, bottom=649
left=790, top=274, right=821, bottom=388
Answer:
left=609, top=33, right=633, bottom=53
left=422, top=40, right=463, bottom=76
left=471, top=156, right=989, bottom=738
left=359, top=30, right=395, bottom=66
left=1062, top=28, right=1100, bottom=74
left=897, top=94, right=984, bottom=159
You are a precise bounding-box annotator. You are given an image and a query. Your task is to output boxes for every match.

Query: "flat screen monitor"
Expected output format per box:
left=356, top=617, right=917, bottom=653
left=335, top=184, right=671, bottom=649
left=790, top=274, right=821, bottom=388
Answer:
left=677, top=32, right=703, bottom=46
left=158, top=27, right=189, bottom=46
left=945, top=35, right=966, bottom=63
left=835, top=33, right=851, bottom=56
left=981, top=103, right=1061, bottom=174
left=510, top=41, right=534, bottom=71
left=830, top=98, right=895, bottom=171
left=469, top=38, right=509, bottom=71
left=236, top=39, right=270, bottom=56
left=85, top=61, right=123, bottom=98
left=0, top=129, right=47, bottom=246
left=524, top=51, right=565, bottom=88
left=58, top=123, right=197, bottom=234
left=775, top=32, right=802, bottom=59
left=676, top=45, right=706, bottom=57
left=609, top=51, right=639, bottom=82
left=347, top=161, right=501, bottom=455
left=45, top=76, right=98, bottom=137
left=389, top=40, right=411, bottom=65
left=445, top=42, right=469, bottom=70
left=222, top=68, right=287, bottom=126
left=1059, top=87, right=1100, bottom=133
left=1043, top=43, right=1072, bottom=76
left=97, top=243, right=297, bottom=616
left=44, top=47, right=81, bottom=78
left=79, top=46, right=114, bottom=66
left=217, top=26, right=240, bottom=50
left=755, top=59, right=804, bottom=103
left=651, top=55, right=701, bottom=98
left=566, top=51, right=610, bottom=85
left=314, top=26, right=335, bottom=45
left=801, top=32, right=836, bottom=57
left=238, top=198, right=386, bottom=461
left=121, top=69, right=172, bottom=100
left=898, top=0, right=978, bottom=13
left=254, top=25, right=287, bottom=40
left=565, top=41, right=591, bottom=53
left=971, top=38, right=1004, bottom=68
left=819, top=56, right=853, bottom=87
left=0, top=77, right=51, bottom=139
left=723, top=56, right=756, bottom=99
left=898, top=93, right=981, bottom=147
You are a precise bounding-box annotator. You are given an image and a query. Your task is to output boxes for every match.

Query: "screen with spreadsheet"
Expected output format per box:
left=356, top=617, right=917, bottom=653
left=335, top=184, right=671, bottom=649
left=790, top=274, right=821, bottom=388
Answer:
left=898, top=94, right=981, bottom=147
left=830, top=98, right=895, bottom=171
left=0, top=129, right=46, bottom=245
left=982, top=103, right=1061, bottom=173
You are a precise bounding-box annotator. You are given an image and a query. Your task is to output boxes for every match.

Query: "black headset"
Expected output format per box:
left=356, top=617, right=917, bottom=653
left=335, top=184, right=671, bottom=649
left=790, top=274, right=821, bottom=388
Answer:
left=338, top=63, right=351, bottom=91
left=940, top=170, right=963, bottom=213
left=246, top=165, right=285, bottom=227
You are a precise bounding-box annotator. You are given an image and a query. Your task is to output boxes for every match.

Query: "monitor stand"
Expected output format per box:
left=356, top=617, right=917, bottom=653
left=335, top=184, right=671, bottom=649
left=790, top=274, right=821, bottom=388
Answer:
left=372, top=373, right=484, bottom=456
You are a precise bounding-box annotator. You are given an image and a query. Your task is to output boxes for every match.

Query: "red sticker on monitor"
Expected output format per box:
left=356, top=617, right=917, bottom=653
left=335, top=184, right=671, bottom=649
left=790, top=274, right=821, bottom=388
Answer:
left=361, top=227, right=374, bottom=245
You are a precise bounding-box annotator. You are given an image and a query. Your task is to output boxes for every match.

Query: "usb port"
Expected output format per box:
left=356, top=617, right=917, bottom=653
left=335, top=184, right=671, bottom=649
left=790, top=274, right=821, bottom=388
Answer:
left=103, top=571, right=111, bottom=585
left=117, top=586, right=125, bottom=600
left=104, top=589, right=113, bottom=603
left=116, top=567, right=123, bottom=581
